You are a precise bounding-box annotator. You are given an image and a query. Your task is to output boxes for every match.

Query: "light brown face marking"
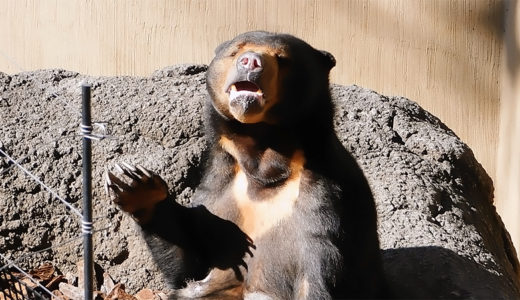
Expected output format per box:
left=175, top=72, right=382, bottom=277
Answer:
left=232, top=150, right=305, bottom=240
left=211, top=43, right=287, bottom=124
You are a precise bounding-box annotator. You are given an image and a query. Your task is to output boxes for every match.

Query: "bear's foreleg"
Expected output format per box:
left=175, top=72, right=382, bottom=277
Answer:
left=105, top=164, right=254, bottom=291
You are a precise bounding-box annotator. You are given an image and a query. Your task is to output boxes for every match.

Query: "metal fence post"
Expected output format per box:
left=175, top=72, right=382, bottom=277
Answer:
left=81, top=84, right=94, bottom=300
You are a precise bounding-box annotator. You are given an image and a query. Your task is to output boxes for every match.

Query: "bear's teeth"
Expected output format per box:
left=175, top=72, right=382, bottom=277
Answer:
left=229, top=89, right=264, bottom=103
left=229, top=84, right=262, bottom=95
left=229, top=84, right=264, bottom=103
left=230, top=89, right=254, bottom=99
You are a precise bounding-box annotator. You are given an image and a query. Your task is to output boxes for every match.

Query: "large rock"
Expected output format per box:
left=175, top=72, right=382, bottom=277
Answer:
left=0, top=66, right=518, bottom=298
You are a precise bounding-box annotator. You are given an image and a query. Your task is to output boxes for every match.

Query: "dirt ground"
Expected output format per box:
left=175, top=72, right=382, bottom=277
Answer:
left=0, top=66, right=519, bottom=298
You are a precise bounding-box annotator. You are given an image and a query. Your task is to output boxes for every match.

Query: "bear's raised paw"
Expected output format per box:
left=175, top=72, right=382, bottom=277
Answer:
left=105, top=163, right=168, bottom=224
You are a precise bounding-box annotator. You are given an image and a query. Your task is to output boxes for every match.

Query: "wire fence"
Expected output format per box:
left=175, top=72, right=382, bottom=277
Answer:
left=0, top=84, right=104, bottom=300
left=1, top=253, right=52, bottom=300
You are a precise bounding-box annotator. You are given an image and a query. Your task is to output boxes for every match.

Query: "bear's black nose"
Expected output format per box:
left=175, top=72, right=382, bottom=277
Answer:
left=237, top=52, right=263, bottom=72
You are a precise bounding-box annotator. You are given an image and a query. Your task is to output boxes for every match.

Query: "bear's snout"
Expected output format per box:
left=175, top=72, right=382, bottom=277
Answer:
left=236, top=52, right=264, bottom=84
left=237, top=52, right=263, bottom=72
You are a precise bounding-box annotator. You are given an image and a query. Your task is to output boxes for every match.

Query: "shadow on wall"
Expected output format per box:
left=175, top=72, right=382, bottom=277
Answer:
left=505, top=0, right=519, bottom=79
left=326, top=0, right=504, bottom=193
left=497, top=0, right=520, bottom=259
left=384, top=246, right=519, bottom=298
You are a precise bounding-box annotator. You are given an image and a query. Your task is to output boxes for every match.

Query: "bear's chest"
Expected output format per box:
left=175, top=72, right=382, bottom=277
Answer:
left=231, top=153, right=304, bottom=240
left=219, top=135, right=306, bottom=240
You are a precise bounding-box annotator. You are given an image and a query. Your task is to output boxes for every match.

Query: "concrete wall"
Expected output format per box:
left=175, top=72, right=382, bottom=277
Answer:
left=1, top=0, right=517, bottom=252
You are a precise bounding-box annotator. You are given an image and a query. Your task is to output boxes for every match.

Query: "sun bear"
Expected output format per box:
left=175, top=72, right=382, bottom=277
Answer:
left=105, top=31, right=385, bottom=299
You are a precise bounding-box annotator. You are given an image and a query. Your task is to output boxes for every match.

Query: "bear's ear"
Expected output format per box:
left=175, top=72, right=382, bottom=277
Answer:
left=319, top=50, right=336, bottom=70
left=214, top=40, right=232, bottom=56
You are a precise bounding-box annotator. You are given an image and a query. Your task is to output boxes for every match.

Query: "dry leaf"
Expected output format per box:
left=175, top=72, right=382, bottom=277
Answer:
left=46, top=274, right=65, bottom=290
left=29, top=263, right=55, bottom=282
left=59, top=282, right=83, bottom=300
left=94, top=290, right=107, bottom=300
left=53, top=289, right=71, bottom=300
left=20, top=277, right=38, bottom=289
left=105, top=283, right=137, bottom=300
left=135, top=289, right=155, bottom=300
left=0, top=271, right=31, bottom=299
left=101, top=272, right=116, bottom=294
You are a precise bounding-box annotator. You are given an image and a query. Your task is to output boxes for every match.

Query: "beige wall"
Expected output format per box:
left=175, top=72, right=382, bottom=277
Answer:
left=0, top=0, right=517, bottom=251
left=499, top=0, right=520, bottom=256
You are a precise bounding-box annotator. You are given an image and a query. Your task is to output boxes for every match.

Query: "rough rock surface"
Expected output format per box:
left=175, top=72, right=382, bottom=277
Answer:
left=0, top=66, right=519, bottom=298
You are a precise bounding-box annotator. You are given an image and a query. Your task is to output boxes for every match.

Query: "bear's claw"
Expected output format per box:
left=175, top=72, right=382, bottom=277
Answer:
left=115, top=162, right=141, bottom=182
left=104, top=162, right=153, bottom=196
left=104, top=163, right=168, bottom=224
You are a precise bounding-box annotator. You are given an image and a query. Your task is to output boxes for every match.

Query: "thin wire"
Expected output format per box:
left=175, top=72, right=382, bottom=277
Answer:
left=0, top=148, right=83, bottom=219
left=0, top=226, right=111, bottom=273
left=0, top=253, right=56, bottom=299
left=51, top=89, right=112, bottom=135
left=0, top=155, right=27, bottom=175
left=0, top=76, right=121, bottom=299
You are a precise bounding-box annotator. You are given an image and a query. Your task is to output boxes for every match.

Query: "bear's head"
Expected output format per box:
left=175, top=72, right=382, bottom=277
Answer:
left=206, top=31, right=336, bottom=125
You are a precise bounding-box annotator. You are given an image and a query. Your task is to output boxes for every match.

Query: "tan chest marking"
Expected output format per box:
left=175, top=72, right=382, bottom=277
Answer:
left=220, top=136, right=305, bottom=240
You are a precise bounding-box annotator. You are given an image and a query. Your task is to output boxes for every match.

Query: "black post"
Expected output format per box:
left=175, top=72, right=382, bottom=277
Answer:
left=81, top=84, right=93, bottom=300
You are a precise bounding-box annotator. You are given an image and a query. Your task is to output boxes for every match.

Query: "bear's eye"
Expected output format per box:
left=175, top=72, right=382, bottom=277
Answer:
left=276, top=55, right=291, bottom=67
left=227, top=44, right=245, bottom=58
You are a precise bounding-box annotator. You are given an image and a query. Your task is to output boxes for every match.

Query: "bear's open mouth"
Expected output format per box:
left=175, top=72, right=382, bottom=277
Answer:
left=228, top=81, right=264, bottom=100
left=227, top=80, right=265, bottom=120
